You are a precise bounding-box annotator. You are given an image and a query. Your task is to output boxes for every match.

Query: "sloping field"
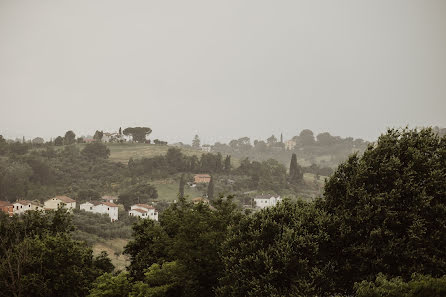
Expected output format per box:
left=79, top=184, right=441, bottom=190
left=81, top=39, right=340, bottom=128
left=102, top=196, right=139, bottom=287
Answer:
left=106, top=144, right=204, bottom=163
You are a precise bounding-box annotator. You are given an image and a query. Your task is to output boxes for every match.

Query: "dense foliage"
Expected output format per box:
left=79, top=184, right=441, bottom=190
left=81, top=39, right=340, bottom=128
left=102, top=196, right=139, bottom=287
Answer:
left=217, top=200, right=333, bottom=297
left=355, top=273, right=446, bottom=297
left=0, top=209, right=113, bottom=297
left=124, top=196, right=242, bottom=297
left=322, top=128, right=446, bottom=294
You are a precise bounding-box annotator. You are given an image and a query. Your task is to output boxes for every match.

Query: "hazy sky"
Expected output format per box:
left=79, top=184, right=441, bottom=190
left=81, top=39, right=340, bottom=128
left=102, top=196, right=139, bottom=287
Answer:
left=1, top=0, right=445, bottom=144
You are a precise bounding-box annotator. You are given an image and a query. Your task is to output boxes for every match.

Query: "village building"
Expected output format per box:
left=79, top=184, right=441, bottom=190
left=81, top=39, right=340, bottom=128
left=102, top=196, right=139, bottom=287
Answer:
left=13, top=200, right=44, bottom=215
left=254, top=194, right=282, bottom=209
left=285, top=139, right=297, bottom=150
left=0, top=201, right=14, bottom=216
left=80, top=201, right=119, bottom=222
left=194, top=174, right=211, bottom=184
left=128, top=204, right=158, bottom=221
left=44, top=196, right=76, bottom=211
left=201, top=145, right=212, bottom=152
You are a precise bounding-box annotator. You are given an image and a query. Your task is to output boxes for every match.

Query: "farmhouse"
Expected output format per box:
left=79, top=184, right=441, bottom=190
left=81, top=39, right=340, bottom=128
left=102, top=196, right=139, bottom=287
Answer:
left=254, top=194, right=282, bottom=209
left=13, top=200, right=44, bottom=215
left=129, top=204, right=158, bottom=221
left=80, top=201, right=119, bottom=222
left=44, top=196, right=76, bottom=211
left=194, top=174, right=211, bottom=183
left=0, top=201, right=13, bottom=216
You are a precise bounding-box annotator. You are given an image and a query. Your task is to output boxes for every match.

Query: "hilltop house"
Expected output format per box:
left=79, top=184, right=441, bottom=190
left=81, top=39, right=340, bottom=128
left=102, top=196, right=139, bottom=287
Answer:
left=254, top=194, right=282, bottom=209
left=194, top=174, right=211, bottom=184
left=129, top=204, right=158, bottom=221
left=80, top=201, right=119, bottom=222
left=13, top=200, right=44, bottom=215
left=44, top=196, right=76, bottom=211
left=285, top=139, right=297, bottom=150
left=0, top=201, right=13, bottom=216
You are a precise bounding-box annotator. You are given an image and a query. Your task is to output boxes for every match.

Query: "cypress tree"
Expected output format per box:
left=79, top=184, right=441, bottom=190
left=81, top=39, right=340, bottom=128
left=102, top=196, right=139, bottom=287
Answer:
left=289, top=153, right=303, bottom=184
left=224, top=155, right=231, bottom=172
left=179, top=174, right=185, bottom=198
left=207, top=176, right=214, bottom=200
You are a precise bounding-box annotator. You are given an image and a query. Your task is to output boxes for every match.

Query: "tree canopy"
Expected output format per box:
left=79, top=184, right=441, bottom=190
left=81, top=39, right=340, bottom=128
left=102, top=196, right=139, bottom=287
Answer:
left=123, top=127, right=152, bottom=143
left=322, top=128, right=446, bottom=294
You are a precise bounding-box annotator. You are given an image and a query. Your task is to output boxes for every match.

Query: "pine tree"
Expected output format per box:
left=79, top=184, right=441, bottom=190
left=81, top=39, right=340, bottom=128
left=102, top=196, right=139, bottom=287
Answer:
left=207, top=176, right=214, bottom=200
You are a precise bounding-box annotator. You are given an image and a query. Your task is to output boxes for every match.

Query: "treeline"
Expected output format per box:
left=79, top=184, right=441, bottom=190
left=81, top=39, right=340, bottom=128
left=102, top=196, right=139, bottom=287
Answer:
left=89, top=128, right=446, bottom=297
left=0, top=141, right=125, bottom=202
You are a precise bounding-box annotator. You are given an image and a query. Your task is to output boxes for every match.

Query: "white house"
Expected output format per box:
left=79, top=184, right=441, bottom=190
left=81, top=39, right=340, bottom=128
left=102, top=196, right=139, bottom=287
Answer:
left=44, top=196, right=76, bottom=211
left=254, top=195, right=282, bottom=209
left=129, top=204, right=158, bottom=221
left=80, top=201, right=119, bottom=222
left=201, top=145, right=212, bottom=152
left=13, top=200, right=44, bottom=215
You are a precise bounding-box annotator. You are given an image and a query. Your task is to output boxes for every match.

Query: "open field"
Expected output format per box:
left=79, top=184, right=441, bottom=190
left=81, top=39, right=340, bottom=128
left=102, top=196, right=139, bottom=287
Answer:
left=105, top=144, right=204, bottom=164
left=92, top=238, right=130, bottom=271
left=152, top=178, right=205, bottom=201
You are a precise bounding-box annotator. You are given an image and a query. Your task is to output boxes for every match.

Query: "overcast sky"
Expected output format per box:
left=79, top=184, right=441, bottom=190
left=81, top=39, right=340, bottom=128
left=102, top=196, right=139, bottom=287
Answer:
left=0, top=0, right=445, bottom=144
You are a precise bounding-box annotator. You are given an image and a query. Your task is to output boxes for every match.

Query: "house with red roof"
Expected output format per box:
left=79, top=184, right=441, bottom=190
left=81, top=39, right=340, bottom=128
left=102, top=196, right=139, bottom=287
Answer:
left=194, top=174, right=211, bottom=183
left=0, top=201, right=13, bottom=216
left=129, top=204, right=158, bottom=221
left=44, top=196, right=76, bottom=211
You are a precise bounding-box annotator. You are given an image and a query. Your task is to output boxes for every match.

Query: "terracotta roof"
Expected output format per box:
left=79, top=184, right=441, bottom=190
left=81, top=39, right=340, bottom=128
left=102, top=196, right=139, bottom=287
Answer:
left=53, top=196, right=75, bottom=203
left=135, top=204, right=154, bottom=209
left=131, top=208, right=147, bottom=214
left=194, top=174, right=211, bottom=178
left=0, top=201, right=12, bottom=207
left=102, top=202, right=118, bottom=207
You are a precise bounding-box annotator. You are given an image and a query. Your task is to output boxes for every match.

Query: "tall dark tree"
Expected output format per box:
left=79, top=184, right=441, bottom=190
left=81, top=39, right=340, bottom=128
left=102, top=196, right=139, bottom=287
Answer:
left=207, top=176, right=214, bottom=200
left=224, top=155, right=231, bottom=172
left=123, top=127, right=152, bottom=143
left=289, top=153, right=303, bottom=184
left=322, top=128, right=446, bottom=294
left=64, top=130, right=76, bottom=145
left=179, top=174, right=185, bottom=199
left=119, top=127, right=122, bottom=135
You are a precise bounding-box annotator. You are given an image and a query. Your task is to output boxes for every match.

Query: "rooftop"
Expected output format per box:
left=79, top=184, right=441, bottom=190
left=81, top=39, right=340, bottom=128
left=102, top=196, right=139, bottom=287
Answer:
left=52, top=196, right=76, bottom=203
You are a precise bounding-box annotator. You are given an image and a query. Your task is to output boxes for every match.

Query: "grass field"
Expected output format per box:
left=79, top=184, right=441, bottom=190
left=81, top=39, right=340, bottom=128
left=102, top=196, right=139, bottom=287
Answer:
left=92, top=238, right=130, bottom=271
left=105, top=143, right=204, bottom=163
left=152, top=177, right=205, bottom=201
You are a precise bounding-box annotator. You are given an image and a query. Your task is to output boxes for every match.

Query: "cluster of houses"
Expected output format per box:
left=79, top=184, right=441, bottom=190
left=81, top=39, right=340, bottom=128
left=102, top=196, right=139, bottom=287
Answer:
left=0, top=195, right=159, bottom=222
